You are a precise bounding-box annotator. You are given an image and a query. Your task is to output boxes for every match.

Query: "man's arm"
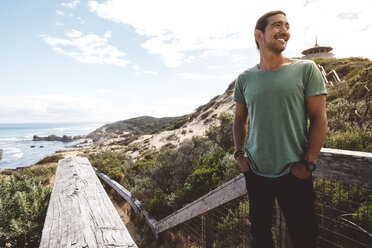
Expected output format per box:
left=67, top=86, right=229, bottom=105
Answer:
left=305, top=94, right=328, bottom=162
left=233, top=102, right=251, bottom=172
left=291, top=94, right=327, bottom=178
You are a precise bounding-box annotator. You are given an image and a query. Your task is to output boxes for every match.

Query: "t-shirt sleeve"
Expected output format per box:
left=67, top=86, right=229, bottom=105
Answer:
left=304, top=61, right=328, bottom=99
left=233, top=75, right=246, bottom=105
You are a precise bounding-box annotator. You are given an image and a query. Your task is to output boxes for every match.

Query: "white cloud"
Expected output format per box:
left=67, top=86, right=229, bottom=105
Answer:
left=207, top=65, right=224, bottom=70
left=56, top=10, right=65, bottom=16
left=0, top=95, right=122, bottom=123
left=40, top=30, right=129, bottom=66
left=88, top=0, right=256, bottom=67
left=123, top=96, right=209, bottom=118
left=61, top=0, right=80, bottom=8
left=143, top=70, right=158, bottom=75
left=179, top=73, right=235, bottom=82
left=88, top=0, right=372, bottom=67
left=132, top=64, right=158, bottom=75
left=77, top=17, right=85, bottom=24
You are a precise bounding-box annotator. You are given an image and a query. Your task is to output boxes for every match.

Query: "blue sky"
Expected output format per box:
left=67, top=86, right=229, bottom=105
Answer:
left=1, top=0, right=371, bottom=123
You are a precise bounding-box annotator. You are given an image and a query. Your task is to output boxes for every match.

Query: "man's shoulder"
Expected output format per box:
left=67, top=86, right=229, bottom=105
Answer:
left=291, top=59, right=317, bottom=68
left=237, top=65, right=259, bottom=79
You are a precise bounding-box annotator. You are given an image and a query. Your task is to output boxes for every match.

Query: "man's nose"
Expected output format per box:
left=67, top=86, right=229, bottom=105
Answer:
left=280, top=26, right=289, bottom=34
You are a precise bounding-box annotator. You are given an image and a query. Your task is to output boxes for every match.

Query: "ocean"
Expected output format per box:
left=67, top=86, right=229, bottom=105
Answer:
left=0, top=122, right=105, bottom=170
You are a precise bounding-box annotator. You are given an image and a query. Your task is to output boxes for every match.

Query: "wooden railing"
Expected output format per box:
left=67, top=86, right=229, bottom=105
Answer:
left=94, top=148, right=372, bottom=248
left=39, top=156, right=137, bottom=248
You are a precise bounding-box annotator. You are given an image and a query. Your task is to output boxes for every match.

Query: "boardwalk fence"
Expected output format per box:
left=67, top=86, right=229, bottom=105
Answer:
left=95, top=148, right=372, bottom=248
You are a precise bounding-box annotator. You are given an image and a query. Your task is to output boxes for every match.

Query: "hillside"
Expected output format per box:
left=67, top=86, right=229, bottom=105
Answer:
left=87, top=81, right=235, bottom=153
left=86, top=115, right=190, bottom=144
left=87, top=57, right=371, bottom=156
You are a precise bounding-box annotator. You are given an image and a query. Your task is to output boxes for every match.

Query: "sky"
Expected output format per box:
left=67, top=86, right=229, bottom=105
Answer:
left=1, top=0, right=371, bottom=124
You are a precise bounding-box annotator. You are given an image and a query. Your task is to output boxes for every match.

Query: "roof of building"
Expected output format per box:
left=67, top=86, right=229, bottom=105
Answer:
left=301, top=37, right=333, bottom=55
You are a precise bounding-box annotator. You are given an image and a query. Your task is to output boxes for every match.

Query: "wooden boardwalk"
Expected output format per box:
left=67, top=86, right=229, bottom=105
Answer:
left=39, top=156, right=137, bottom=248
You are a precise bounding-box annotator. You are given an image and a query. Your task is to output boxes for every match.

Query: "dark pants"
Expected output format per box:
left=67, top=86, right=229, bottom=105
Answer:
left=244, top=170, right=318, bottom=248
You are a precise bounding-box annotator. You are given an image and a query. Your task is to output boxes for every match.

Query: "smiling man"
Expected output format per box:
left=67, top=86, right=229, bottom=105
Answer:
left=233, top=10, right=327, bottom=248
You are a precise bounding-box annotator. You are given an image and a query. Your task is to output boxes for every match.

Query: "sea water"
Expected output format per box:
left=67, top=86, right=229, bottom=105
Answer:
left=0, top=122, right=104, bottom=170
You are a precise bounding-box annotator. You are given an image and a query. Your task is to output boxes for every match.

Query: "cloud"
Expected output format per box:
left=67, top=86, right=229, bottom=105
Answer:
left=40, top=30, right=129, bottom=66
left=132, top=64, right=158, bottom=75
left=303, top=0, right=315, bottom=7
left=56, top=10, right=65, bottom=16
left=337, top=12, right=361, bottom=20
left=56, top=22, right=64, bottom=27
left=123, top=96, right=210, bottom=118
left=88, top=0, right=256, bottom=67
left=179, top=73, right=235, bottom=82
left=61, top=0, right=80, bottom=9
left=88, top=0, right=372, bottom=64
left=76, top=17, right=85, bottom=24
left=0, top=95, right=123, bottom=123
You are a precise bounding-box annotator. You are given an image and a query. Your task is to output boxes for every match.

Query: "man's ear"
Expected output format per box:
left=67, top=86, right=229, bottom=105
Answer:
left=254, top=29, right=263, bottom=44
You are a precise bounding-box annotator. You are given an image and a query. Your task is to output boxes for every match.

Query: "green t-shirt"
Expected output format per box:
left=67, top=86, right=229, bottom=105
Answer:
left=234, top=59, right=327, bottom=178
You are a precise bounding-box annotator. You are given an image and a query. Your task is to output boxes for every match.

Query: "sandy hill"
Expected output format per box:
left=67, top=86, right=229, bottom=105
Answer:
left=86, top=81, right=235, bottom=157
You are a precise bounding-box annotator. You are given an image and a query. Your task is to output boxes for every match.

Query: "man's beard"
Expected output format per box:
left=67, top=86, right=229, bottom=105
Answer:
left=263, top=37, right=286, bottom=54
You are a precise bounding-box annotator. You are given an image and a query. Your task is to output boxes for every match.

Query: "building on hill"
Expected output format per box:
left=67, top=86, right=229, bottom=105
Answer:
left=301, top=37, right=334, bottom=59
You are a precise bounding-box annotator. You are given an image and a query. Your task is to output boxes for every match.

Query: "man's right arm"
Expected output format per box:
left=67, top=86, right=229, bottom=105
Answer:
left=233, top=102, right=251, bottom=172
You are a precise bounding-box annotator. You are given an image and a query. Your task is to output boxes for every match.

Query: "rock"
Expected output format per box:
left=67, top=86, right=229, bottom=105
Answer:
left=40, top=146, right=44, bottom=148
left=181, top=129, right=187, bottom=135
left=30, top=145, right=35, bottom=148
left=33, top=134, right=74, bottom=142
left=62, top=135, right=73, bottom=142
left=73, top=135, right=85, bottom=140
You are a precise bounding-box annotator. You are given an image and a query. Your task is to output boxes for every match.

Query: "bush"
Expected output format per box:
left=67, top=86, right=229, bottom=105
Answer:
left=215, top=198, right=250, bottom=248
left=0, top=175, right=51, bottom=247
left=145, top=192, right=173, bottom=220
left=130, top=177, right=161, bottom=202
left=181, top=148, right=227, bottom=204
left=325, top=131, right=372, bottom=152
left=206, top=113, right=235, bottom=150
left=88, top=151, right=133, bottom=188
left=36, top=154, right=64, bottom=165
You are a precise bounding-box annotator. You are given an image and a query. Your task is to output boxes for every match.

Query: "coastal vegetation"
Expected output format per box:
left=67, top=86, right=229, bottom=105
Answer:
left=0, top=154, right=59, bottom=247
left=0, top=175, right=52, bottom=247
left=0, top=149, right=2, bottom=161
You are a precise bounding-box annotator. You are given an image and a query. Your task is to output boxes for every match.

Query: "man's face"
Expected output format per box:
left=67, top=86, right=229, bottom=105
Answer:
left=262, top=14, right=290, bottom=53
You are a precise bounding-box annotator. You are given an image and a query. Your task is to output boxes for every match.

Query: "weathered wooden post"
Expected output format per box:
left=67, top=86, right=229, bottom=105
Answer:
left=39, top=156, right=137, bottom=248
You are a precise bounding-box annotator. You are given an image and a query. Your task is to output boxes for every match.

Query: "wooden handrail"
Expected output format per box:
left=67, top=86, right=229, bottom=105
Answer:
left=155, top=148, right=372, bottom=233
left=40, top=157, right=137, bottom=248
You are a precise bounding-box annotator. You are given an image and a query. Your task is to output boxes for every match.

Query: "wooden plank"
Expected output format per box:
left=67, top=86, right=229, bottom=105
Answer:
left=155, top=148, right=372, bottom=233
left=94, top=168, right=158, bottom=237
left=156, top=174, right=246, bottom=233
left=315, top=148, right=372, bottom=189
left=39, top=156, right=137, bottom=248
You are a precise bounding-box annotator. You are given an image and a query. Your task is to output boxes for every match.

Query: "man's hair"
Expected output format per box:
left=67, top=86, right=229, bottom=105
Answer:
left=255, top=10, right=286, bottom=49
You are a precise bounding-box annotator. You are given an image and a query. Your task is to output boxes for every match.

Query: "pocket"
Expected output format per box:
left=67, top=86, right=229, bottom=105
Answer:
left=289, top=171, right=312, bottom=181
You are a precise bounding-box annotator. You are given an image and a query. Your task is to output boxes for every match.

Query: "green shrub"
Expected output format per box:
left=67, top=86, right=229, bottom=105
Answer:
left=206, top=113, right=235, bottom=150
left=130, top=177, right=161, bottom=202
left=181, top=148, right=227, bottom=204
left=36, top=154, right=64, bottom=165
left=325, top=131, right=372, bottom=152
left=145, top=192, right=172, bottom=220
left=0, top=175, right=51, bottom=247
left=88, top=151, right=133, bottom=188
left=215, top=198, right=250, bottom=248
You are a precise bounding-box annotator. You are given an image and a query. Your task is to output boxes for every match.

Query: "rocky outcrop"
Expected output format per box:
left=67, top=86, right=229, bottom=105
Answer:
left=33, top=135, right=85, bottom=142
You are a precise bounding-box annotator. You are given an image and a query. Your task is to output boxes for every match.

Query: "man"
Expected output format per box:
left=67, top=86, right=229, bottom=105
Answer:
left=233, top=10, right=327, bottom=248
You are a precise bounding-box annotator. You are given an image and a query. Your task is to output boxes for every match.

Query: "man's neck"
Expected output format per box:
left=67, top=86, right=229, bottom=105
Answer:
left=258, top=50, right=293, bottom=72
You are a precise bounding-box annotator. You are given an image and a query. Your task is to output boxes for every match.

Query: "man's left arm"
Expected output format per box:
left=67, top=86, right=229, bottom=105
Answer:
left=304, top=94, right=327, bottom=163
left=291, top=94, right=327, bottom=178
